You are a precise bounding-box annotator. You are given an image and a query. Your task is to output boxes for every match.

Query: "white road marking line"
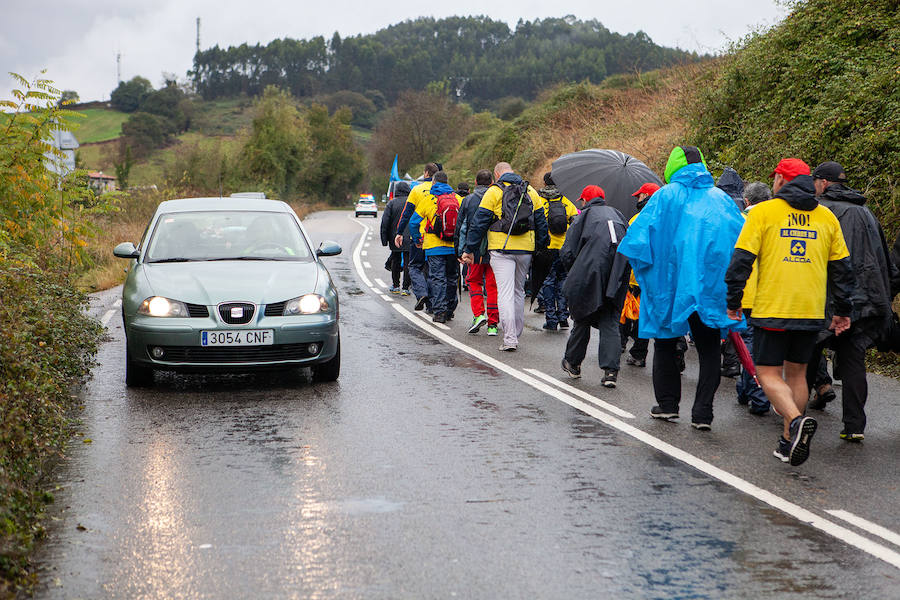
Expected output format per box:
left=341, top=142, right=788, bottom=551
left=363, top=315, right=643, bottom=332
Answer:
left=378, top=294, right=394, bottom=302
left=113, top=299, right=122, bottom=308
left=373, top=278, right=387, bottom=289
left=524, top=368, right=635, bottom=419
left=827, top=510, right=900, bottom=548
left=348, top=216, right=374, bottom=289
left=363, top=261, right=372, bottom=269
left=364, top=243, right=371, bottom=248
left=361, top=250, right=368, bottom=256
left=100, top=310, right=115, bottom=327
left=348, top=211, right=900, bottom=570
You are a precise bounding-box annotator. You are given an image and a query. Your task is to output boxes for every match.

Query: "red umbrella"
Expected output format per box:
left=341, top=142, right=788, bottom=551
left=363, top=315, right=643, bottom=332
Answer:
left=728, top=330, right=760, bottom=387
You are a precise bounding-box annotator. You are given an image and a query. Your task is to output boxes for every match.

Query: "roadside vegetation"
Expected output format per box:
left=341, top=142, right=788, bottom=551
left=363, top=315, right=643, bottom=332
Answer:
left=0, top=74, right=108, bottom=597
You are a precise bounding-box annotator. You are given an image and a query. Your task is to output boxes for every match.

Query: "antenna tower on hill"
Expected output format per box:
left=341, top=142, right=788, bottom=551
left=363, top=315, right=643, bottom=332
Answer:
left=196, top=17, right=201, bottom=54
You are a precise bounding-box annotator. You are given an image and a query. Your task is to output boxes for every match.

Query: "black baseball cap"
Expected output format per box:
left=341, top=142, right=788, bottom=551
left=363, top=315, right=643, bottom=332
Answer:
left=812, top=161, right=847, bottom=182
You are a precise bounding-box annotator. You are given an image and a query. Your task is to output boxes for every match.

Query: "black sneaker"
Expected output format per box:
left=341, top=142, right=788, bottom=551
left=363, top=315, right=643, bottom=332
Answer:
left=691, top=422, right=711, bottom=431
left=808, top=384, right=837, bottom=410
left=561, top=358, right=581, bottom=379
left=839, top=429, right=864, bottom=442
left=558, top=319, right=569, bottom=329
left=601, top=370, right=618, bottom=388
left=414, top=296, right=429, bottom=311
left=542, top=322, right=557, bottom=331
left=432, top=312, right=447, bottom=324
left=788, top=416, right=818, bottom=466
left=773, top=436, right=791, bottom=462
left=650, top=405, right=678, bottom=421
left=625, top=355, right=646, bottom=367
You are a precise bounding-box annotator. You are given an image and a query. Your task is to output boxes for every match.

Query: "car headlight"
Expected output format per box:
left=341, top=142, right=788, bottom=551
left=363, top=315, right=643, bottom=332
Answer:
left=138, top=296, right=190, bottom=317
left=284, top=294, right=329, bottom=315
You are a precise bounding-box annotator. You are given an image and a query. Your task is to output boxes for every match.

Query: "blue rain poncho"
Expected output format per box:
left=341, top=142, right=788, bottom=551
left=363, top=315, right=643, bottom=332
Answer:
left=618, top=162, right=746, bottom=338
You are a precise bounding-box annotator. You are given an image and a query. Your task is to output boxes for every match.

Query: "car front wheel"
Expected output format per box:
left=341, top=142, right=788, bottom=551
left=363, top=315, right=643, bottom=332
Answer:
left=312, top=339, right=340, bottom=382
left=125, top=346, right=154, bottom=387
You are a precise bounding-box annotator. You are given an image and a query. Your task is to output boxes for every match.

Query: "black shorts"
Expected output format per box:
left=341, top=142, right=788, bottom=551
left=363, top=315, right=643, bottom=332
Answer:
left=753, top=328, right=818, bottom=366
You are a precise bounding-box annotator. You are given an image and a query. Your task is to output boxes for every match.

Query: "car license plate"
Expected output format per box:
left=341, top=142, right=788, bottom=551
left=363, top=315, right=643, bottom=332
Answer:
left=201, top=330, right=274, bottom=346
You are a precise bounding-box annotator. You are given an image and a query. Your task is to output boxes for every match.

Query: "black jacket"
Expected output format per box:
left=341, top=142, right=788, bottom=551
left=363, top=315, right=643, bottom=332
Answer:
left=559, top=198, right=630, bottom=323
left=819, top=183, right=897, bottom=335
left=454, top=185, right=489, bottom=263
left=725, top=175, right=856, bottom=326
left=381, top=189, right=411, bottom=251
left=716, top=167, right=745, bottom=211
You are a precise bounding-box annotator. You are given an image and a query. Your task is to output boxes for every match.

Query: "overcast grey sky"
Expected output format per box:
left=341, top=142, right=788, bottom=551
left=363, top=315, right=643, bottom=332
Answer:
left=1, top=0, right=788, bottom=103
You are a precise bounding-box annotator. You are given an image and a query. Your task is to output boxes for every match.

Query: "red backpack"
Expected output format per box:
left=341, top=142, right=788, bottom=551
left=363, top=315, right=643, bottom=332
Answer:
left=427, top=192, right=459, bottom=241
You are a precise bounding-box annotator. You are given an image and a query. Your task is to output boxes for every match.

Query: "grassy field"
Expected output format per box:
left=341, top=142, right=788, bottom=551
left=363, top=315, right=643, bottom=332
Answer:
left=71, top=107, right=128, bottom=144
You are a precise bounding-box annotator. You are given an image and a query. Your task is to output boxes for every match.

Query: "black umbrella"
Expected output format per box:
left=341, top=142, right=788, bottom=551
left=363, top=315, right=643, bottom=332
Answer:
left=550, top=149, right=663, bottom=221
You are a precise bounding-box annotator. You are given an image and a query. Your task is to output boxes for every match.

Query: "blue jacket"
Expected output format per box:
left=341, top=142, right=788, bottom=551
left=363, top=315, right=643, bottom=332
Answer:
left=455, top=185, right=489, bottom=262
left=618, top=163, right=746, bottom=338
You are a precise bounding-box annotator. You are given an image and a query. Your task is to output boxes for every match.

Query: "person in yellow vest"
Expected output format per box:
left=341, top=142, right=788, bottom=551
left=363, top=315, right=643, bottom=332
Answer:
left=726, top=158, right=855, bottom=466
left=620, top=183, right=659, bottom=367
left=409, top=171, right=461, bottom=323
left=537, top=172, right=579, bottom=331
left=461, top=162, right=550, bottom=351
left=395, top=162, right=438, bottom=312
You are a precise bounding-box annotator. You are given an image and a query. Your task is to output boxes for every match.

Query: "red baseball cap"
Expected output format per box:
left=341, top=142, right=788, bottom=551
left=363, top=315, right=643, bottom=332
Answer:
left=631, top=183, right=661, bottom=197
left=769, top=158, right=811, bottom=181
left=580, top=185, right=605, bottom=201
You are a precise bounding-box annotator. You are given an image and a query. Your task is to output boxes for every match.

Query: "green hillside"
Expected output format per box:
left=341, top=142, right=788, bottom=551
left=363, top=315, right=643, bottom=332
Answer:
left=72, top=107, right=128, bottom=143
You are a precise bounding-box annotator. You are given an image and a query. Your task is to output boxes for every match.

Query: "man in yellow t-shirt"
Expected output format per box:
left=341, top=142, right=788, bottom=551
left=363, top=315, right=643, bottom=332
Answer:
left=536, top=172, right=579, bottom=331
left=725, top=158, right=855, bottom=467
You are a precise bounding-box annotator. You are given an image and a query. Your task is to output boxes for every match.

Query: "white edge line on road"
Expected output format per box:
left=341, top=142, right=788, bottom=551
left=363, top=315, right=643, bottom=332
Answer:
left=524, top=368, right=635, bottom=419
left=827, top=510, right=900, bottom=548
left=347, top=212, right=900, bottom=570
left=100, top=310, right=115, bottom=327
left=373, top=278, right=387, bottom=289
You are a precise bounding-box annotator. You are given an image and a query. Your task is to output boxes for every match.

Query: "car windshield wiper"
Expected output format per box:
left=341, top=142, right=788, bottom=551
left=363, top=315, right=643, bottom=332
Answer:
left=148, top=257, right=195, bottom=263
left=205, top=256, right=273, bottom=261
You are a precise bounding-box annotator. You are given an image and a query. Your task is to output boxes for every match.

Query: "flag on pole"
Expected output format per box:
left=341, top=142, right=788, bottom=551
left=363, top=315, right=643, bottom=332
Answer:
left=389, top=155, right=400, bottom=182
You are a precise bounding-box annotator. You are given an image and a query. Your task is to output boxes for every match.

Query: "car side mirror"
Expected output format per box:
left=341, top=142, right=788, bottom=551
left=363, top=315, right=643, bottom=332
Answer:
left=113, top=242, right=140, bottom=259
left=316, top=241, right=342, bottom=257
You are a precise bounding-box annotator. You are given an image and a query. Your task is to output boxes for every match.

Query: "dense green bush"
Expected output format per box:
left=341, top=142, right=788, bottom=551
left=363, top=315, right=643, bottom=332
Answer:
left=688, top=0, right=900, bottom=237
left=0, top=74, right=104, bottom=596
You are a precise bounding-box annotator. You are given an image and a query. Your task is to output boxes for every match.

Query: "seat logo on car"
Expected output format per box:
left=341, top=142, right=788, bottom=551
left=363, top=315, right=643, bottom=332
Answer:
left=231, top=307, right=243, bottom=318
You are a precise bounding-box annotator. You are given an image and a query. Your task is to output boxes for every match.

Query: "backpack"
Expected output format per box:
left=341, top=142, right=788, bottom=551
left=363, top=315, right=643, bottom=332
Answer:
left=427, top=192, right=459, bottom=242
left=546, top=197, right=568, bottom=235
left=488, top=180, right=534, bottom=240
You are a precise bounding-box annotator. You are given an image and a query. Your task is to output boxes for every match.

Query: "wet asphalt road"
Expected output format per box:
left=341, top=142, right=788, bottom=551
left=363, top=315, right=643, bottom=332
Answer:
left=34, top=209, right=900, bottom=599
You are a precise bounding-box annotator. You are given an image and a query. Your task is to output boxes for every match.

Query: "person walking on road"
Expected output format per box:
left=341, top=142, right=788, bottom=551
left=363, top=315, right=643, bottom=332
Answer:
left=618, top=146, right=745, bottom=430
left=461, top=162, right=550, bottom=351
left=725, top=158, right=855, bottom=466
left=455, top=169, right=498, bottom=335
left=559, top=185, right=630, bottom=387
left=395, top=163, right=439, bottom=312
left=619, top=183, right=659, bottom=368
left=537, top=172, right=579, bottom=331
left=410, top=171, right=460, bottom=323
left=733, top=181, right=772, bottom=415
left=380, top=180, right=412, bottom=294
left=804, top=161, right=897, bottom=441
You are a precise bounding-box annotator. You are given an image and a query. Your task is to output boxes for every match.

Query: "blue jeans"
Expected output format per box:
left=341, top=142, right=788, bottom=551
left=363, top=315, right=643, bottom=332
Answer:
left=540, top=255, right=569, bottom=325
left=426, top=254, right=459, bottom=315
left=736, top=324, right=769, bottom=412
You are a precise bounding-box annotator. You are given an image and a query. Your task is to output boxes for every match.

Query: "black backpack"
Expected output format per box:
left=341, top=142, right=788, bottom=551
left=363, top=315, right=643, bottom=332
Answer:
left=546, top=197, right=568, bottom=235
left=489, top=180, right=534, bottom=240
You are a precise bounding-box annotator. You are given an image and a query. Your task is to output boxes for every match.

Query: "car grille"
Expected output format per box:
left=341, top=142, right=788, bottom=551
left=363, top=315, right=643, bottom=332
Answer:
left=218, top=302, right=255, bottom=324
left=264, top=301, right=286, bottom=317
left=151, top=343, right=323, bottom=364
left=187, top=303, right=209, bottom=318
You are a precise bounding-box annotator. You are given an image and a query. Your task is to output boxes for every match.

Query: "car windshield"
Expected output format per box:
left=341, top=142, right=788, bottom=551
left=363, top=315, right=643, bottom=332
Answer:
left=145, top=210, right=312, bottom=262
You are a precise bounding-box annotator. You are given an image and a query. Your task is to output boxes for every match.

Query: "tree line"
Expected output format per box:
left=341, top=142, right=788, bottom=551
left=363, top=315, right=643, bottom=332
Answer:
left=191, top=16, right=701, bottom=106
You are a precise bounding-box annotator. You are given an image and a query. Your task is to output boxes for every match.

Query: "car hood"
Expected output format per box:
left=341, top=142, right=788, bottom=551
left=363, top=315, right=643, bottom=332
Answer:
left=139, top=260, right=323, bottom=305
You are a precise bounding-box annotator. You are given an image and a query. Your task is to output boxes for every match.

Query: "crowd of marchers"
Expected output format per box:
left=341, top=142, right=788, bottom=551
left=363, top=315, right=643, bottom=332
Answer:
left=380, top=149, right=900, bottom=467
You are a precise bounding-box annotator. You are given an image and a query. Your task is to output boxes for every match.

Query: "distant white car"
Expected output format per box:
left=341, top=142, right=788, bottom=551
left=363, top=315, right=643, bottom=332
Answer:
left=355, top=195, right=377, bottom=218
